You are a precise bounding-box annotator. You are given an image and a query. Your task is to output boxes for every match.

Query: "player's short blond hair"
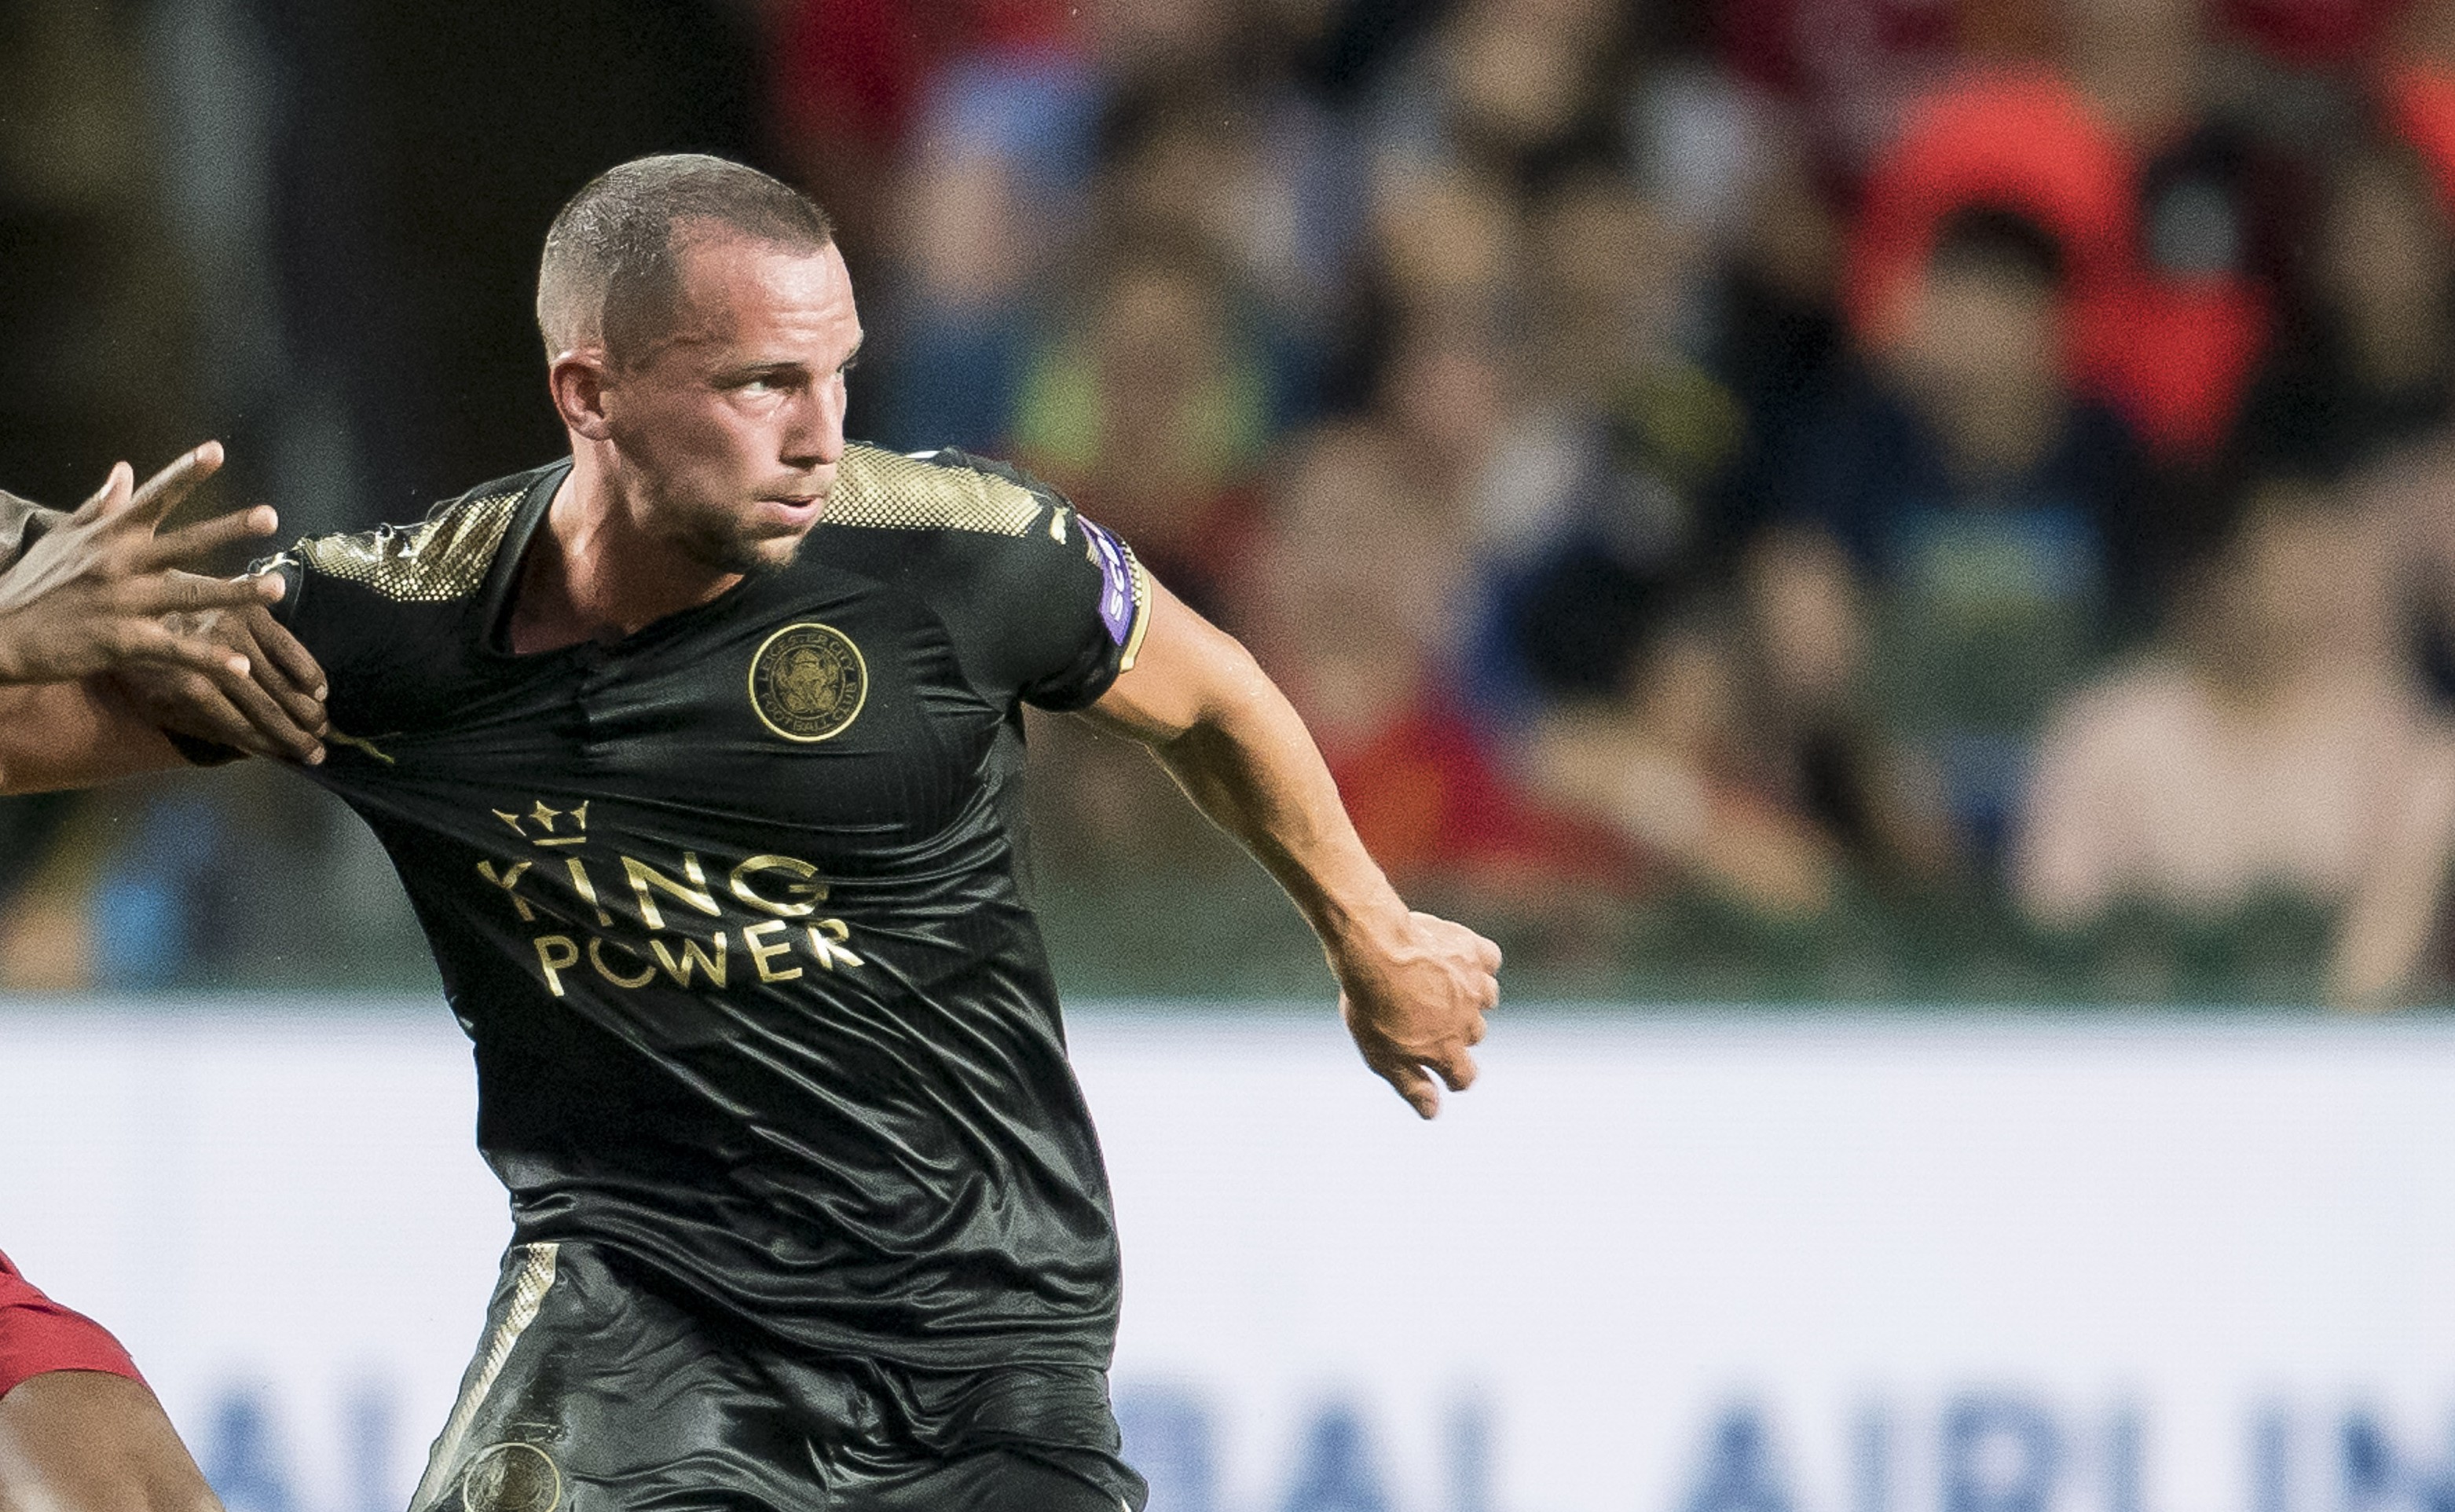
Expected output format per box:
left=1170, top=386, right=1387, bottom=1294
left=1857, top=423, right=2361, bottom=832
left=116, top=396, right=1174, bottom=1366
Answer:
left=537, top=153, right=835, bottom=366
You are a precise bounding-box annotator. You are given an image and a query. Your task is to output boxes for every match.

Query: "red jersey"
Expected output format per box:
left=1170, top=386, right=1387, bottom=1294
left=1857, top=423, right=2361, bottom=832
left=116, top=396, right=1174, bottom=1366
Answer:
left=0, top=1250, right=142, bottom=1397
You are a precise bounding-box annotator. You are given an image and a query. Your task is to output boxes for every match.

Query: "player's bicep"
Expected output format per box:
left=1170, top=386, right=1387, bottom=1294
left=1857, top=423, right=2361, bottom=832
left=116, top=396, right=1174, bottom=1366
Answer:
left=1082, top=579, right=1267, bottom=747
left=0, top=682, right=189, bottom=794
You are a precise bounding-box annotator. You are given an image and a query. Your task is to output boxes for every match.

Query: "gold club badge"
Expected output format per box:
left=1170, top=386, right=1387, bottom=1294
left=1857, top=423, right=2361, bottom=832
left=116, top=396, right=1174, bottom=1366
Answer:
left=748, top=622, right=867, bottom=742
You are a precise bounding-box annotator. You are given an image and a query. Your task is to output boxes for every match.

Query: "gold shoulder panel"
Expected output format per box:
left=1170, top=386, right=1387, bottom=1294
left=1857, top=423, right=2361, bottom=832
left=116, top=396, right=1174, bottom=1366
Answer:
left=820, top=445, right=1045, bottom=537
left=299, top=489, right=522, bottom=603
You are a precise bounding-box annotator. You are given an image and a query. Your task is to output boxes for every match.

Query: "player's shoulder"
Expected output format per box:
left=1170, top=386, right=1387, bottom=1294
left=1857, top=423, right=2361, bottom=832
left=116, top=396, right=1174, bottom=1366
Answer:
left=815, top=444, right=1145, bottom=697
left=819, top=444, right=1068, bottom=542
left=276, top=463, right=554, bottom=605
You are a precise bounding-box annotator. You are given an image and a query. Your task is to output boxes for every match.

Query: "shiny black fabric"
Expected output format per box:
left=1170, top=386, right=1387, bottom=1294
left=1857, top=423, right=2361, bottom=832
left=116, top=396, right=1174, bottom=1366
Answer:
left=416, top=1241, right=1142, bottom=1511
left=242, top=450, right=1145, bottom=1375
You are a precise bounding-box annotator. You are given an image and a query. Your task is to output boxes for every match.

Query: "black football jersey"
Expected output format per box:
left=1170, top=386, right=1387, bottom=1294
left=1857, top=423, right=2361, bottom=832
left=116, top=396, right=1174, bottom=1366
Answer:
left=228, top=445, right=1152, bottom=1371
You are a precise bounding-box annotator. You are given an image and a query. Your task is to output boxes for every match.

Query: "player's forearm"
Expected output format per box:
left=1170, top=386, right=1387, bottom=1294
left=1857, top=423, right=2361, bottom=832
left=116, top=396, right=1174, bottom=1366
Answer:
left=0, top=680, right=181, bottom=793
left=1142, top=645, right=1410, bottom=961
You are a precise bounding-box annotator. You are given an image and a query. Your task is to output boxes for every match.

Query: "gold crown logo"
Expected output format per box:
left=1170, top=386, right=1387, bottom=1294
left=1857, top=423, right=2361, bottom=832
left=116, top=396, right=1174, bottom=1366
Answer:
left=493, top=800, right=590, bottom=848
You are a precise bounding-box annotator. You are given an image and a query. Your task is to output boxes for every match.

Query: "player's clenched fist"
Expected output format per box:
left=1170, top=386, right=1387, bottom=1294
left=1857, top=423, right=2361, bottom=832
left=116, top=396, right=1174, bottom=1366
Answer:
left=1333, top=910, right=1503, bottom=1119
left=0, top=443, right=284, bottom=684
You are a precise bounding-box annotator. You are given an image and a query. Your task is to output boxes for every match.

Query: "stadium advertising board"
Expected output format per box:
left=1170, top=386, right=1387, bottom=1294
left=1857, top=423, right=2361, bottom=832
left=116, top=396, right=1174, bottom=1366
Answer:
left=3, top=1007, right=2454, bottom=1512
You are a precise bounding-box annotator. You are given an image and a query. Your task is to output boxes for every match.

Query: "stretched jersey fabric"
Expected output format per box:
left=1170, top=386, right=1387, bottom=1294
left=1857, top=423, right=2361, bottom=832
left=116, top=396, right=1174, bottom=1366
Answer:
left=218, top=445, right=1152, bottom=1372
left=0, top=1250, right=144, bottom=1397
left=0, top=490, right=60, bottom=569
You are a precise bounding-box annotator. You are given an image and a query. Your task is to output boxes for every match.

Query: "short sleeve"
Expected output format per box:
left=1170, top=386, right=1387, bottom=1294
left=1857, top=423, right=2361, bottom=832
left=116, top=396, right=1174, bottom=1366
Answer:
left=1013, top=509, right=1154, bottom=712
left=873, top=448, right=1155, bottom=712
left=0, top=1250, right=145, bottom=1396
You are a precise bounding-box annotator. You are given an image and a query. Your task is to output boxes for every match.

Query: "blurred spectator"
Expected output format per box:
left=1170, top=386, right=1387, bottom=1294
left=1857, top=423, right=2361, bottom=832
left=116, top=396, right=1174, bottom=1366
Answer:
left=867, top=47, right=1099, bottom=451
left=1846, top=63, right=2277, bottom=463
left=1783, top=206, right=2153, bottom=879
left=1526, top=602, right=1841, bottom=921
left=1363, top=0, right=1635, bottom=185
left=1240, top=423, right=1636, bottom=903
left=2233, top=135, right=2455, bottom=481
left=766, top=0, right=1082, bottom=266
left=1090, top=74, right=1358, bottom=408
left=1719, top=0, right=2014, bottom=176
left=1700, top=115, right=1849, bottom=536
left=2338, top=424, right=2455, bottom=714
left=1009, top=236, right=1274, bottom=617
left=2014, top=481, right=2455, bottom=1005
left=1470, top=164, right=1754, bottom=716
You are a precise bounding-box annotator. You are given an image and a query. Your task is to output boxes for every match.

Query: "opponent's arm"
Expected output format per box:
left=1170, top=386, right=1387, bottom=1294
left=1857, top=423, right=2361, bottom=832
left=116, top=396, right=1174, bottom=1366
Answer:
left=0, top=681, right=187, bottom=794
left=0, top=1371, right=224, bottom=1512
left=1082, top=579, right=1502, bottom=1118
left=0, top=445, right=327, bottom=788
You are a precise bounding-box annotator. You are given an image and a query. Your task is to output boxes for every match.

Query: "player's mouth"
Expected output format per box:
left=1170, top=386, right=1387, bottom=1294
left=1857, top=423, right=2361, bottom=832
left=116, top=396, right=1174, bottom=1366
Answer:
left=753, top=494, right=827, bottom=529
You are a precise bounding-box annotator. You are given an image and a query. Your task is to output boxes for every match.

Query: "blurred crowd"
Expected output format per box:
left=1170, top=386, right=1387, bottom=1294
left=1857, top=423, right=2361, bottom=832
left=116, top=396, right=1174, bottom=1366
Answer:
left=13, top=0, right=2455, bottom=1003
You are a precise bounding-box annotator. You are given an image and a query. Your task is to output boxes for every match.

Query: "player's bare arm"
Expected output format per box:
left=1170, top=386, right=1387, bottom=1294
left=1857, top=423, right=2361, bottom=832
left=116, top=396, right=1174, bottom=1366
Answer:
left=0, top=1371, right=222, bottom=1512
left=1083, top=577, right=1504, bottom=1118
left=0, top=445, right=329, bottom=791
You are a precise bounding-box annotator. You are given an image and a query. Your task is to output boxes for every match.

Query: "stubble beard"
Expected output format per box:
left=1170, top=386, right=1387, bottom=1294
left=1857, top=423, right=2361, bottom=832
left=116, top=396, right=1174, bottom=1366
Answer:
left=670, top=505, right=812, bottom=578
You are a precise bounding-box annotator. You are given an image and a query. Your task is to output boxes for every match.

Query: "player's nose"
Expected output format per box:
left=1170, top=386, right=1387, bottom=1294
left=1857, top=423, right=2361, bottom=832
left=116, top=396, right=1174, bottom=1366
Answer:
left=779, top=387, right=845, bottom=471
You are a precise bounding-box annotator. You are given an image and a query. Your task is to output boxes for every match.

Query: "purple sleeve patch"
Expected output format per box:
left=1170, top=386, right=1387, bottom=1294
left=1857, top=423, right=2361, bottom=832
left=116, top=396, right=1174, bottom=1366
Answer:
left=1077, top=516, right=1141, bottom=647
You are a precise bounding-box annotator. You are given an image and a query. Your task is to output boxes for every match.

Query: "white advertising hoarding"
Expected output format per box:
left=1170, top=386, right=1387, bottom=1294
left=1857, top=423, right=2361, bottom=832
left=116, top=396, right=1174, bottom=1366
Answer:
left=3, top=1005, right=2455, bottom=1512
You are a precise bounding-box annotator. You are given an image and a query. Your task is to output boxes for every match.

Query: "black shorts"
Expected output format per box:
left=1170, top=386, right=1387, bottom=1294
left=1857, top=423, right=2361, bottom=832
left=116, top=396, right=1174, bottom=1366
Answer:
left=410, top=1242, right=1145, bottom=1512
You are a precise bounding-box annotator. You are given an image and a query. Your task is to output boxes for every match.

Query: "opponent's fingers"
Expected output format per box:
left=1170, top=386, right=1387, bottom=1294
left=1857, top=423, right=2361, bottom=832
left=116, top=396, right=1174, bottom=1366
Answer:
left=135, top=570, right=284, bottom=618
left=140, top=503, right=277, bottom=569
left=200, top=655, right=326, bottom=763
left=126, top=441, right=225, bottom=525
left=157, top=635, right=258, bottom=683
left=236, top=621, right=328, bottom=737
left=112, top=621, right=251, bottom=680
left=246, top=604, right=325, bottom=701
left=148, top=670, right=281, bottom=760
left=1476, top=933, right=1504, bottom=972
left=74, top=461, right=135, bottom=522
left=1465, top=1014, right=1489, bottom=1047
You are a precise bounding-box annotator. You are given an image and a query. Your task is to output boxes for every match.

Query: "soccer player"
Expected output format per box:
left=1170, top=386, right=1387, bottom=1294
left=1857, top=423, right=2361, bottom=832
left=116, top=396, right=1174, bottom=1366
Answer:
left=0, top=155, right=1500, bottom=1511
left=0, top=447, right=321, bottom=1512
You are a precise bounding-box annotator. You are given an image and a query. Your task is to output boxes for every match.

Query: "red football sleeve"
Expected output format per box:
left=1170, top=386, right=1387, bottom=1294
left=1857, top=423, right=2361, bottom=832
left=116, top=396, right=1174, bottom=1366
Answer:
left=0, top=1250, right=145, bottom=1397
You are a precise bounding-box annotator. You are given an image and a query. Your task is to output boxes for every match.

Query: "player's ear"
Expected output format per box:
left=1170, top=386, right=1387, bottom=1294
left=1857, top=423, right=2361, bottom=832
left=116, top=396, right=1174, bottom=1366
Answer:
left=548, top=351, right=615, bottom=441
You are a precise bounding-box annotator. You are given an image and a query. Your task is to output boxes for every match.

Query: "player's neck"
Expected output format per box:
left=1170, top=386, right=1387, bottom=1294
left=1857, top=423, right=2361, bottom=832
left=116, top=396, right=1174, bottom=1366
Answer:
left=505, top=465, right=742, bottom=655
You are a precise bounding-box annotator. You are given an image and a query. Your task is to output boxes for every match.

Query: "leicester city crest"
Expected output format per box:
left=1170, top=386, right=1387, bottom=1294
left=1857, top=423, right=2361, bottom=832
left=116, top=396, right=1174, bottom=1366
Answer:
left=749, top=622, right=867, bottom=742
